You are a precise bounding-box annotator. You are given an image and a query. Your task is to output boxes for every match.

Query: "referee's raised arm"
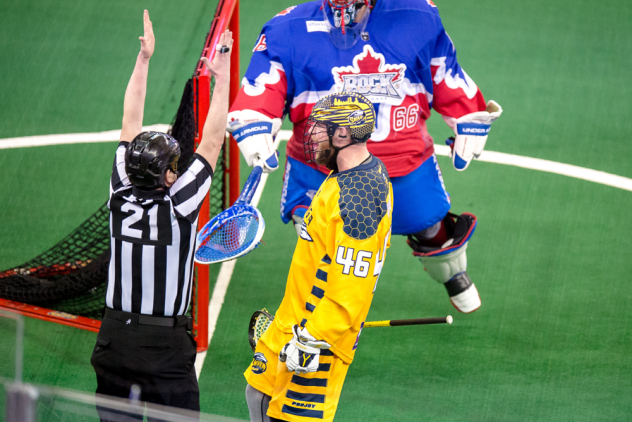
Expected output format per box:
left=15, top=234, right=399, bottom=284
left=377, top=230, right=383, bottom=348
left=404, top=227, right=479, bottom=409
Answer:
left=92, top=11, right=223, bottom=418
left=196, top=30, right=233, bottom=171
left=120, top=9, right=154, bottom=144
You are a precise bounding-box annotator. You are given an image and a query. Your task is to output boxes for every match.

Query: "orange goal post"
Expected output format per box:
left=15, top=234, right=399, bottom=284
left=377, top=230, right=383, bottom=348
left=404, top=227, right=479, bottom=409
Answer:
left=191, top=0, right=241, bottom=352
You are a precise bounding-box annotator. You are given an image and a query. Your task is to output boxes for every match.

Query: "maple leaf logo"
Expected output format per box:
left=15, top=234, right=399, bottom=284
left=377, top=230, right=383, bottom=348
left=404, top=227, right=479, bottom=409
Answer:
left=331, top=45, right=407, bottom=102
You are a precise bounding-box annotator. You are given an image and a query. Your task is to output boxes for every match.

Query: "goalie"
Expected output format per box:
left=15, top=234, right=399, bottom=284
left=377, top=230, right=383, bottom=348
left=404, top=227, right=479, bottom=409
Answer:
left=244, top=93, right=393, bottom=422
left=227, top=0, right=504, bottom=314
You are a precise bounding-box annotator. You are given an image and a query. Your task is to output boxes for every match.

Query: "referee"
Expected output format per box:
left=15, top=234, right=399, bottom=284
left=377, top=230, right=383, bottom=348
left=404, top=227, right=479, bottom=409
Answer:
left=90, top=11, right=233, bottom=420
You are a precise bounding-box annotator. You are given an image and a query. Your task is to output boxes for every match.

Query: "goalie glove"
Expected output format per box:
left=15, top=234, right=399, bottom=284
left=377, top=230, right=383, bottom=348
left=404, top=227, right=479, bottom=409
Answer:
left=451, top=100, right=503, bottom=171
left=279, top=324, right=331, bottom=374
left=227, top=110, right=283, bottom=173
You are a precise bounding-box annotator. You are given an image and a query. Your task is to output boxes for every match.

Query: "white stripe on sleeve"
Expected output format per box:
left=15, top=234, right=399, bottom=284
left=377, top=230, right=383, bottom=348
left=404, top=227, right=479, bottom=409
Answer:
left=170, top=160, right=205, bottom=195
left=173, top=176, right=212, bottom=218
left=116, top=145, right=130, bottom=186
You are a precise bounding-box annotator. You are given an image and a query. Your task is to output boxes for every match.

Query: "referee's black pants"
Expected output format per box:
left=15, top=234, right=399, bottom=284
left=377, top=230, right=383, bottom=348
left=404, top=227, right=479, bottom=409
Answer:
left=90, top=309, right=199, bottom=421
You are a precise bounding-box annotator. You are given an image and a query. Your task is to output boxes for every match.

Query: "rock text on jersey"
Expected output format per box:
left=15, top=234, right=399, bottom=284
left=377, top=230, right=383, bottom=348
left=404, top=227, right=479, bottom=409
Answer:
left=332, top=45, right=407, bottom=103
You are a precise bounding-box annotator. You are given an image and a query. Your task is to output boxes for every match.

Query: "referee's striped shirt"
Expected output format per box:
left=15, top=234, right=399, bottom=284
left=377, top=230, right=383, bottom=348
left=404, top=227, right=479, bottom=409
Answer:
left=106, top=141, right=213, bottom=316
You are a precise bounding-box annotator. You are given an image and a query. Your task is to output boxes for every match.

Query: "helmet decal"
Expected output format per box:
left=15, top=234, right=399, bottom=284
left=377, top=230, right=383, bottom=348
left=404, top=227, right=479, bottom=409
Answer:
left=348, top=110, right=366, bottom=125
left=303, top=92, right=375, bottom=170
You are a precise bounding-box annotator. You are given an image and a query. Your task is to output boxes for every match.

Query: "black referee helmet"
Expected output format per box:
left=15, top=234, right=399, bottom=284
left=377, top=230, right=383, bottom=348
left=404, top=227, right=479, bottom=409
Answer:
left=125, top=131, right=181, bottom=189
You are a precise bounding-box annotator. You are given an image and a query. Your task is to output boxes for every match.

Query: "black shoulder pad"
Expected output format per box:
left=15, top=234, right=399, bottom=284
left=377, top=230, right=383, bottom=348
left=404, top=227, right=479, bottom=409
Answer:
left=337, top=161, right=390, bottom=240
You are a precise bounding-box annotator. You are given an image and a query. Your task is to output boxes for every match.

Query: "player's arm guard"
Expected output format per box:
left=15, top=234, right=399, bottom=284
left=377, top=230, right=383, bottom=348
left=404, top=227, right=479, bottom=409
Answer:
left=227, top=110, right=283, bottom=173
left=450, top=100, right=503, bottom=171
left=279, top=324, right=331, bottom=374
left=407, top=213, right=481, bottom=313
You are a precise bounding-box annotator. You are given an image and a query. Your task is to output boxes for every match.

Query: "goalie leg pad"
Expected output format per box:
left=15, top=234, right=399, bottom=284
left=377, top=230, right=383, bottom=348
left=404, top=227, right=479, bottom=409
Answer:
left=407, top=212, right=481, bottom=313
left=417, top=242, right=468, bottom=283
left=407, top=212, right=477, bottom=269
left=417, top=248, right=481, bottom=313
left=445, top=272, right=481, bottom=313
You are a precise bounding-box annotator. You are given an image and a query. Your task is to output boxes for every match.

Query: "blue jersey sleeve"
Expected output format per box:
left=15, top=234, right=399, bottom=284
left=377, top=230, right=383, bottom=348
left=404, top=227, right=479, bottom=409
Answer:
left=430, top=15, right=486, bottom=118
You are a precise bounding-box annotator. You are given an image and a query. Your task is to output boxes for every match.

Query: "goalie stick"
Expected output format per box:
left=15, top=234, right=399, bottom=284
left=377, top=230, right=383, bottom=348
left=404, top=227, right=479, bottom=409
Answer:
left=194, top=134, right=283, bottom=264
left=194, top=165, right=265, bottom=264
left=248, top=309, right=452, bottom=352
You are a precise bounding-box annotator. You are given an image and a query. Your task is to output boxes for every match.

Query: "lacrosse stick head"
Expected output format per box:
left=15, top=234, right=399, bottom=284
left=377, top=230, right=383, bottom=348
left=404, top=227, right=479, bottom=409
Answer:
left=248, top=309, right=275, bottom=352
left=194, top=203, right=265, bottom=264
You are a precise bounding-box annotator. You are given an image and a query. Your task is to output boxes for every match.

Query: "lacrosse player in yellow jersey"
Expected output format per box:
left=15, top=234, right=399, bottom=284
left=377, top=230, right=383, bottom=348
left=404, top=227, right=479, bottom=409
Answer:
left=244, top=92, right=393, bottom=422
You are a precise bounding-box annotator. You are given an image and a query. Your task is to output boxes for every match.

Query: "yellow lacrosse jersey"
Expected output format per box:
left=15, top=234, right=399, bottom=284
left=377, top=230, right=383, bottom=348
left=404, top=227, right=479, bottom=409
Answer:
left=269, top=155, right=392, bottom=364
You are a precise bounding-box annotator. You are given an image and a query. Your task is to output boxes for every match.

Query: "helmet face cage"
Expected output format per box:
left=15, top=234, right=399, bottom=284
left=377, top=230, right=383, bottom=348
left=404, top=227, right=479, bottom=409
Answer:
left=323, top=0, right=372, bottom=49
left=125, top=131, right=181, bottom=189
left=328, top=0, right=358, bottom=29
left=303, top=92, right=376, bottom=164
left=303, top=118, right=338, bottom=164
left=326, top=0, right=370, bottom=25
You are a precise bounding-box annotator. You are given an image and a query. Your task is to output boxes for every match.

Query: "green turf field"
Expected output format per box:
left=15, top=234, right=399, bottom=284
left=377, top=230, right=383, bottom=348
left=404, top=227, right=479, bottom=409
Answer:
left=1, top=0, right=631, bottom=421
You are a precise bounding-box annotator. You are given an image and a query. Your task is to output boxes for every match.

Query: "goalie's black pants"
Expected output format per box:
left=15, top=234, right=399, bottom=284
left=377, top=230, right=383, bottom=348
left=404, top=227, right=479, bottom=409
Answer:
left=90, top=309, right=199, bottom=422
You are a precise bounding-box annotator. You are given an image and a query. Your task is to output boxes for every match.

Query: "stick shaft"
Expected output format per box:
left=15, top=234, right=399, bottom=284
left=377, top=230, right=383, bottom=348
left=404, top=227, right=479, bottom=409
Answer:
left=235, top=165, right=262, bottom=204
left=364, top=316, right=451, bottom=328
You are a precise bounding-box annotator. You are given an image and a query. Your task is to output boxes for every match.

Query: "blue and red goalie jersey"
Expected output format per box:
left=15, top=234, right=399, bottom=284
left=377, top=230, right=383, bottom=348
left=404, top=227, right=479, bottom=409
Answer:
left=230, top=0, right=487, bottom=178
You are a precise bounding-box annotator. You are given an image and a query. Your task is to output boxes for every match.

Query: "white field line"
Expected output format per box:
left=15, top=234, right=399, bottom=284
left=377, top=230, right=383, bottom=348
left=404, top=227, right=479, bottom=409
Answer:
left=432, top=143, right=632, bottom=192
left=0, top=124, right=171, bottom=149
left=3, top=127, right=629, bottom=192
